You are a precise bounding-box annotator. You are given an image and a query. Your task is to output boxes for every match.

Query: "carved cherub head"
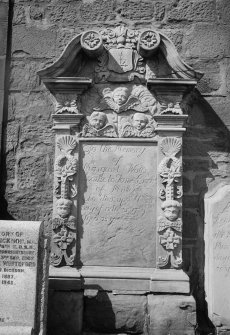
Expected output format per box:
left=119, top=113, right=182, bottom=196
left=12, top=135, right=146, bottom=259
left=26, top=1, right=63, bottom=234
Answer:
left=161, top=200, right=181, bottom=221
left=112, top=87, right=129, bottom=105
left=89, top=111, right=107, bottom=130
left=133, top=113, right=148, bottom=130
left=56, top=198, right=72, bottom=219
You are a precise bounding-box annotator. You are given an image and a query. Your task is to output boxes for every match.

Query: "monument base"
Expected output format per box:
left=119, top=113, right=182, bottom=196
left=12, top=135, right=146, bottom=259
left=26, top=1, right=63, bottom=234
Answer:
left=47, top=267, right=196, bottom=335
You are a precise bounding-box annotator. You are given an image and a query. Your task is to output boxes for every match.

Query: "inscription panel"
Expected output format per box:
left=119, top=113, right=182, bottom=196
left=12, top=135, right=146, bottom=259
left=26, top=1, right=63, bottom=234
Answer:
left=205, top=185, right=230, bottom=327
left=78, top=141, right=157, bottom=267
left=0, top=221, right=44, bottom=332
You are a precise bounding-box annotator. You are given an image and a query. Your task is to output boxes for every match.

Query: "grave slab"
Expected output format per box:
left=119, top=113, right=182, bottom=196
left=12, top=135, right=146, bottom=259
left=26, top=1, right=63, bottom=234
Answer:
left=0, top=220, right=49, bottom=335
left=205, top=185, right=230, bottom=328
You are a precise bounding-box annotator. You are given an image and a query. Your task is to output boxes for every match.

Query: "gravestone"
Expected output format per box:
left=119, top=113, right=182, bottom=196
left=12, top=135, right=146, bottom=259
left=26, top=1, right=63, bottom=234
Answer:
left=0, top=220, right=49, bottom=335
left=205, top=185, right=230, bottom=330
left=38, top=27, right=202, bottom=334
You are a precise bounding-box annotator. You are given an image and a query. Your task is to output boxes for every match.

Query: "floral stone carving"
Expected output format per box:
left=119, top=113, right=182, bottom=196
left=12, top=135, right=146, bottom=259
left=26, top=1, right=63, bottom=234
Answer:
left=51, top=198, right=76, bottom=266
left=158, top=138, right=183, bottom=269
left=52, top=136, right=78, bottom=267
left=55, top=94, right=80, bottom=114
left=55, top=136, right=78, bottom=199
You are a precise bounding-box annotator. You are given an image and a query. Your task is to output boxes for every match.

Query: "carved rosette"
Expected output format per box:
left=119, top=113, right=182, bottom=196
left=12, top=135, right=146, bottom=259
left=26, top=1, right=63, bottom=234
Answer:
left=157, top=137, right=183, bottom=269
left=51, top=135, right=78, bottom=267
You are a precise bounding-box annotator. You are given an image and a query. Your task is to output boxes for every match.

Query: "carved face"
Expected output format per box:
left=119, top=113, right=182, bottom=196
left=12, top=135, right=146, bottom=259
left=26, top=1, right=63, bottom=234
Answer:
left=57, top=200, right=72, bottom=218
left=163, top=206, right=180, bottom=221
left=133, top=113, right=148, bottom=130
left=113, top=88, right=128, bottom=105
left=90, top=113, right=107, bottom=130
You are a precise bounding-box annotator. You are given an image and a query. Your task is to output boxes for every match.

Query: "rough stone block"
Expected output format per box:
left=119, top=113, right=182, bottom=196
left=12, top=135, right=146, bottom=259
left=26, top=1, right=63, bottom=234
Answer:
left=148, top=294, right=196, bottom=335
left=10, top=60, right=45, bottom=91
left=184, top=158, right=210, bottom=172
left=183, top=24, right=230, bottom=59
left=12, top=25, right=57, bottom=58
left=192, top=174, right=212, bottom=194
left=153, top=1, right=166, bottom=21
left=183, top=210, right=198, bottom=238
left=17, top=154, right=52, bottom=191
left=84, top=292, right=147, bottom=334
left=80, top=0, right=116, bottom=22
left=183, top=195, right=199, bottom=209
left=7, top=205, right=53, bottom=236
left=0, top=22, right=8, bottom=56
left=8, top=91, right=54, bottom=120
left=47, top=290, right=83, bottom=335
left=120, top=0, right=154, bottom=21
left=167, top=0, right=216, bottom=22
left=47, top=2, right=82, bottom=26
left=191, top=60, right=222, bottom=94
left=217, top=0, right=230, bottom=23
left=183, top=176, right=192, bottom=194
left=0, top=56, right=6, bottom=90
left=5, top=151, right=16, bottom=180
left=13, top=4, right=26, bottom=25
left=205, top=97, right=230, bottom=129
left=183, top=138, right=211, bottom=157
left=0, top=2, right=8, bottom=21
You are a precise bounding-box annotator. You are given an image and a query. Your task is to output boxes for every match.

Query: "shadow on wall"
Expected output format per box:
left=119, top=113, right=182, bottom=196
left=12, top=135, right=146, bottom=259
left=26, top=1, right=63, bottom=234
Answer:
left=182, top=90, right=230, bottom=335
left=47, top=285, right=116, bottom=335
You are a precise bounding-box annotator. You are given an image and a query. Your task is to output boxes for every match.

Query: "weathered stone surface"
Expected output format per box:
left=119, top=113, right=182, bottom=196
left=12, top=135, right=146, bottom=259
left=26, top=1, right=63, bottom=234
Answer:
left=79, top=142, right=157, bottom=267
left=0, top=2, right=8, bottom=21
left=0, top=57, right=6, bottom=90
left=13, top=4, right=26, bottom=25
left=0, top=220, right=49, bottom=335
left=8, top=91, right=54, bottom=120
left=167, top=0, right=216, bottom=22
left=184, top=158, right=210, bottom=172
left=47, top=290, right=83, bottom=335
left=192, top=60, right=222, bottom=94
left=17, top=154, right=53, bottom=192
left=183, top=24, right=230, bottom=59
left=205, top=185, right=230, bottom=328
left=217, top=0, right=230, bottom=23
left=148, top=294, right=196, bottom=335
left=119, top=0, right=154, bottom=21
left=80, top=0, right=116, bottom=22
left=84, top=293, right=147, bottom=334
left=205, top=97, right=230, bottom=129
left=0, top=23, right=8, bottom=56
left=183, top=210, right=198, bottom=238
left=10, top=60, right=45, bottom=91
left=12, top=25, right=57, bottom=58
left=153, top=1, right=166, bottom=21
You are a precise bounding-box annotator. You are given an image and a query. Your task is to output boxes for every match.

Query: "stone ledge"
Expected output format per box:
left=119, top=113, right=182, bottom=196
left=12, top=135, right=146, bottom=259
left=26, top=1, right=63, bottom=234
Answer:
left=49, top=266, right=190, bottom=293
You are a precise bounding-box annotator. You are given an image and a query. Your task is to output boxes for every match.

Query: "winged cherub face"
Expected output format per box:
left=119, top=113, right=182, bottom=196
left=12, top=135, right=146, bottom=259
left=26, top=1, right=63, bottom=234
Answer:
left=57, top=199, right=72, bottom=218
left=90, top=112, right=107, bottom=130
left=112, top=87, right=129, bottom=105
left=133, top=113, right=148, bottom=130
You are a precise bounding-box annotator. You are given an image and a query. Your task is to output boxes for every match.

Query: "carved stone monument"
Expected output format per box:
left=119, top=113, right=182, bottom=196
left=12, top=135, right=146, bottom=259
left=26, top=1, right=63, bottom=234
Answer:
left=0, top=221, right=49, bottom=335
left=205, top=185, right=230, bottom=332
left=38, top=26, right=202, bottom=334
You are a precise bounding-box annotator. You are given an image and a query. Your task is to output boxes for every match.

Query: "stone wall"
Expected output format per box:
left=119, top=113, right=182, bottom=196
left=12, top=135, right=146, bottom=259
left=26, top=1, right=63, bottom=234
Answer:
left=1, top=0, right=230, bottom=334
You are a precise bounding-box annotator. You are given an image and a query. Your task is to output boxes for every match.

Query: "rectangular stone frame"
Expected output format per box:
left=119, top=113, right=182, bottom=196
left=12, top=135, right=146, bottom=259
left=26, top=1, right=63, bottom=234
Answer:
left=48, top=79, right=191, bottom=295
